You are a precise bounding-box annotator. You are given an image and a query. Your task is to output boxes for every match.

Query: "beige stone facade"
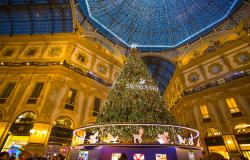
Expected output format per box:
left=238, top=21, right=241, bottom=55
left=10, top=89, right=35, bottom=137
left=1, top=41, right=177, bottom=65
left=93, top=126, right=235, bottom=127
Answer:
left=0, top=34, right=123, bottom=157
left=165, top=34, right=250, bottom=158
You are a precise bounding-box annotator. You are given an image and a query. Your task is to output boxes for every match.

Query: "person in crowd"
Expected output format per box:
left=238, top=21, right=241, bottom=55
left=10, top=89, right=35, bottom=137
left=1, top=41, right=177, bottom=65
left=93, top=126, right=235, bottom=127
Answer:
left=33, top=153, right=39, bottom=160
left=0, top=152, right=9, bottom=160
left=8, top=153, right=16, bottom=160
left=239, top=155, right=248, bottom=160
left=118, top=153, right=128, bottom=160
left=206, top=152, right=225, bottom=160
left=52, top=155, right=58, bottom=160
left=58, top=154, right=65, bottom=160
left=18, top=151, right=32, bottom=160
left=36, top=157, right=47, bottom=160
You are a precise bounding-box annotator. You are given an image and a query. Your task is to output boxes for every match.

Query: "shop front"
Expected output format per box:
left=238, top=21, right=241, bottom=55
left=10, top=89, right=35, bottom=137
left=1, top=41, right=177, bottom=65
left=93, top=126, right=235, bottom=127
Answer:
left=1, top=112, right=36, bottom=158
left=234, top=123, right=250, bottom=159
left=45, top=116, right=74, bottom=159
left=204, top=128, right=229, bottom=159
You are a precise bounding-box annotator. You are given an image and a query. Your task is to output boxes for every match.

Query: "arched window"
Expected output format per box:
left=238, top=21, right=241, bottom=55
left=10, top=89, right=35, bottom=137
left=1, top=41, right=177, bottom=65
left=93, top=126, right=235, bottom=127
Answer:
left=9, top=111, right=36, bottom=136
left=142, top=56, right=175, bottom=95
left=234, top=123, right=250, bottom=135
left=14, top=111, right=36, bottom=124
left=53, top=116, right=74, bottom=129
left=204, top=128, right=221, bottom=137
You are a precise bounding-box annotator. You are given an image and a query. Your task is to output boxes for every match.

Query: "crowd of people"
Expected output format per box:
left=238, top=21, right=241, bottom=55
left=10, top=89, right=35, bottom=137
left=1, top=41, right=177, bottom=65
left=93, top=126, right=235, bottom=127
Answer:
left=202, top=152, right=249, bottom=160
left=1, top=150, right=248, bottom=160
left=0, top=151, right=65, bottom=160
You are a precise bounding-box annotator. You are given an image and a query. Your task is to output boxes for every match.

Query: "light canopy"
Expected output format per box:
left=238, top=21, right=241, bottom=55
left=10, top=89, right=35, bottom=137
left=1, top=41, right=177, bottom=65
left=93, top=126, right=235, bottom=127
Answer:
left=79, top=0, right=242, bottom=51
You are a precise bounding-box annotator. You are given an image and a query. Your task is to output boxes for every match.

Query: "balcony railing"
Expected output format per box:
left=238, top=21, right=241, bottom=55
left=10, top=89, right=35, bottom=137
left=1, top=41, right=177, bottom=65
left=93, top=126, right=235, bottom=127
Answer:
left=172, top=70, right=250, bottom=107
left=0, top=61, right=112, bottom=87
left=184, top=70, right=250, bottom=95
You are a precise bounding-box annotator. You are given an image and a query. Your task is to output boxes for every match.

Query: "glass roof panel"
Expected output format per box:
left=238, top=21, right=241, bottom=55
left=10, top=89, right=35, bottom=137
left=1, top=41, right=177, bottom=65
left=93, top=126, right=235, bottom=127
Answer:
left=143, top=56, right=176, bottom=95
left=79, top=0, right=242, bottom=51
left=0, top=0, right=73, bottom=35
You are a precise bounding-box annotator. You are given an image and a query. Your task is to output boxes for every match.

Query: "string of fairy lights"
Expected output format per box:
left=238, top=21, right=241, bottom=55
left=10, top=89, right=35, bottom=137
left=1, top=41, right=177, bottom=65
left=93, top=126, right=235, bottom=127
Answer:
left=0, top=60, right=111, bottom=87
left=80, top=0, right=242, bottom=50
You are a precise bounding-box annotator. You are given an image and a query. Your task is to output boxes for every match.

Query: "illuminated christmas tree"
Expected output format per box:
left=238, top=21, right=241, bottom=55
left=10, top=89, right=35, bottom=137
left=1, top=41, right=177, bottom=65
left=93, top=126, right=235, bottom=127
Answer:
left=97, top=50, right=175, bottom=128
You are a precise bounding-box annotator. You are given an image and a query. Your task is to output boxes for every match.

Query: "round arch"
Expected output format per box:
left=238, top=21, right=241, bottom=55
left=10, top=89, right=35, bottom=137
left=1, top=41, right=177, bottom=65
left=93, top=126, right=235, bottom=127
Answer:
left=53, top=116, right=74, bottom=130
left=142, top=56, right=176, bottom=95
left=46, top=116, right=75, bottom=158
left=1, top=111, right=37, bottom=157
left=181, top=31, right=240, bottom=65
left=80, top=32, right=123, bottom=57
left=234, top=123, right=250, bottom=135
left=11, top=108, right=39, bottom=124
left=52, top=113, right=77, bottom=129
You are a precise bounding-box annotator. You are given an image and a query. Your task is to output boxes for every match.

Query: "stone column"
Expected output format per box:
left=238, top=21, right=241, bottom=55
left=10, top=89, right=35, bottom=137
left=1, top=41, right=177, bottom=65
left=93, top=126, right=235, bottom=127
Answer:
left=80, top=89, right=94, bottom=125
left=6, top=78, right=30, bottom=119
left=0, top=122, right=10, bottom=150
left=40, top=76, right=66, bottom=122
left=76, top=89, right=85, bottom=127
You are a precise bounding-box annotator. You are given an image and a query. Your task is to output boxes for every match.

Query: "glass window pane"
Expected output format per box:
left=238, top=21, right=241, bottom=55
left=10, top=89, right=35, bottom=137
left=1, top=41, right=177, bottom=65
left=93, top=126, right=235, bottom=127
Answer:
left=0, top=82, right=15, bottom=98
left=30, top=83, right=44, bottom=98
left=200, top=105, right=210, bottom=119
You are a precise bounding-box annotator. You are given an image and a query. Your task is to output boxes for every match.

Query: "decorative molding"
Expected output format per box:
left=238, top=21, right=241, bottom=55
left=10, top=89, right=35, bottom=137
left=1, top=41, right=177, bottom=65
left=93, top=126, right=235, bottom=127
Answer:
left=208, top=63, right=223, bottom=75
left=233, top=51, right=249, bottom=65
left=187, top=72, right=200, bottom=83
left=48, top=47, right=62, bottom=57
left=76, top=52, right=88, bottom=65
left=24, top=47, right=39, bottom=57
left=97, top=63, right=107, bottom=74
left=1, top=47, right=16, bottom=57
left=0, top=61, right=112, bottom=87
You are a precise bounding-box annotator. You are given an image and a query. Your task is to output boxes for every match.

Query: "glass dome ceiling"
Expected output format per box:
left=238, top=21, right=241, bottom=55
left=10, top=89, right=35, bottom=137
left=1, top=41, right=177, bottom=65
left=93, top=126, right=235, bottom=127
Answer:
left=79, top=0, right=242, bottom=51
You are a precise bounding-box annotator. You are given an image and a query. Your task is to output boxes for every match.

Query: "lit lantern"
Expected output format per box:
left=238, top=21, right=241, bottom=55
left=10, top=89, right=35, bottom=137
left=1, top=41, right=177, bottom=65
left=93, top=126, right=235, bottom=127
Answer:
left=30, top=129, right=35, bottom=134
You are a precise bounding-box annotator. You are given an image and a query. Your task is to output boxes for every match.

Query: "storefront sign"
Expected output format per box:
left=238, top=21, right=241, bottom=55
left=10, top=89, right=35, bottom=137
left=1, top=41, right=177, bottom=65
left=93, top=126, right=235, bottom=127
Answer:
left=50, top=126, right=73, bottom=139
left=235, top=133, right=250, bottom=144
left=126, top=79, right=158, bottom=91
left=204, top=136, right=225, bottom=146
left=10, top=124, right=33, bottom=135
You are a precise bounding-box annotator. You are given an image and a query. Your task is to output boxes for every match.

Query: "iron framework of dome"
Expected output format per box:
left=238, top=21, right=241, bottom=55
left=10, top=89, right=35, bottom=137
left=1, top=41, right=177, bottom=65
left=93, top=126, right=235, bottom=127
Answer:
left=0, top=0, right=73, bottom=35
left=79, top=0, right=242, bottom=51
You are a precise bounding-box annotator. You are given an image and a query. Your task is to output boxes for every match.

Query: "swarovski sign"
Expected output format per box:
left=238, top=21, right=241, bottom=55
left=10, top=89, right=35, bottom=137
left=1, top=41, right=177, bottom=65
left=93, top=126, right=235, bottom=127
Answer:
left=126, top=79, right=159, bottom=91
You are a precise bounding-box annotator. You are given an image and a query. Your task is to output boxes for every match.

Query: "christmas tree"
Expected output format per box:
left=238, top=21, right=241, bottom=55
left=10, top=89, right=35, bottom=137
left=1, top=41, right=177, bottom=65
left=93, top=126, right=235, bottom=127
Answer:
left=97, top=50, right=175, bottom=125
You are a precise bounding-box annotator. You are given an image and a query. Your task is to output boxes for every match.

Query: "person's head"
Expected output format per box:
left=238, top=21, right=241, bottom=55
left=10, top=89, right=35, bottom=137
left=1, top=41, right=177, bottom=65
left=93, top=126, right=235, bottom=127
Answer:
left=10, top=153, right=16, bottom=158
left=58, top=154, right=65, bottom=160
left=239, top=155, right=248, bottom=160
left=18, top=151, right=32, bottom=160
left=8, top=157, right=16, bottom=160
left=206, top=152, right=225, bottom=160
left=33, top=153, right=39, bottom=158
left=37, top=157, right=47, bottom=160
left=119, top=153, right=128, bottom=160
left=1, top=152, right=9, bottom=160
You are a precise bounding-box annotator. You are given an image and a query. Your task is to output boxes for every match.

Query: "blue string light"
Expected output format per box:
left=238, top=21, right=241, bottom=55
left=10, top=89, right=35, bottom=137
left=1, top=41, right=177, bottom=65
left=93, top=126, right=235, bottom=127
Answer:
left=79, top=0, right=243, bottom=51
